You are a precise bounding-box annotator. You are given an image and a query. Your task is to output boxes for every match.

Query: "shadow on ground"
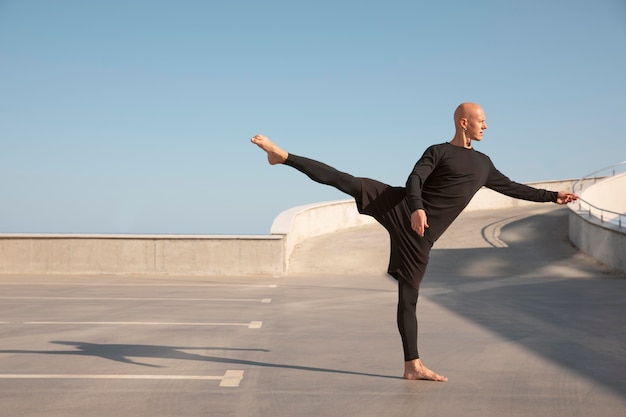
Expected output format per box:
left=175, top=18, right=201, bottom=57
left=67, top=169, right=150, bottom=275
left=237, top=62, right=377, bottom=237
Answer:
left=0, top=341, right=401, bottom=380
left=424, top=208, right=626, bottom=398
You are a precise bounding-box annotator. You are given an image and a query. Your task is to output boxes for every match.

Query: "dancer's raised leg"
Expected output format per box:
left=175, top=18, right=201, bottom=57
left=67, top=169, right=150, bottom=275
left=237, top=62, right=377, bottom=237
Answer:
left=251, top=134, right=361, bottom=198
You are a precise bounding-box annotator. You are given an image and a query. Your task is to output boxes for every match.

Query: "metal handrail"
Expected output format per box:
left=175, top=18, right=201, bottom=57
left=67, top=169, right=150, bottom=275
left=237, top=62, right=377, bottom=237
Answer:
left=571, top=161, right=626, bottom=229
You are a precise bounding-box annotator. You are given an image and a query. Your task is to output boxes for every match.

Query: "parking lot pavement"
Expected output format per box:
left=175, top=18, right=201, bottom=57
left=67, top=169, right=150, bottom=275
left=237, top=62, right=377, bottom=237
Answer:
left=1, top=206, right=625, bottom=417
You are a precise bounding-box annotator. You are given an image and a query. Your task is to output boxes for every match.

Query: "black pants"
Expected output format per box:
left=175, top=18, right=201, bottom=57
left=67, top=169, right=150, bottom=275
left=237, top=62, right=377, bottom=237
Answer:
left=284, top=154, right=421, bottom=361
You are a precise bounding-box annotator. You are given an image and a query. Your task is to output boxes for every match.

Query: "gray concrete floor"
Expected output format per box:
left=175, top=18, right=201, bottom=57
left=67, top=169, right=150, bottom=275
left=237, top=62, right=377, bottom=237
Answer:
left=1, top=206, right=625, bottom=417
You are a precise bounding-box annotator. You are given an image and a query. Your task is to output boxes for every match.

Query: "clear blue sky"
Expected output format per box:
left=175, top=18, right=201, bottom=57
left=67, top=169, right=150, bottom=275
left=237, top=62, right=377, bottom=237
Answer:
left=1, top=0, right=625, bottom=235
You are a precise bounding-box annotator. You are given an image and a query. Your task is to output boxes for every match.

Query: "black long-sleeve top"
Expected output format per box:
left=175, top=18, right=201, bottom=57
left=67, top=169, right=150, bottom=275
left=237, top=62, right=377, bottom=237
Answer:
left=406, top=142, right=557, bottom=242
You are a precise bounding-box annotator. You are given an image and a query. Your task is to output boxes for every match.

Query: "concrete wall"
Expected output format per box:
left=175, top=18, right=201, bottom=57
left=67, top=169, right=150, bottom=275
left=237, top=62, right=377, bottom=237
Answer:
left=573, top=173, right=626, bottom=221
left=0, top=234, right=283, bottom=276
left=2, top=178, right=622, bottom=276
left=271, top=179, right=578, bottom=264
left=568, top=172, right=626, bottom=273
left=269, top=200, right=376, bottom=273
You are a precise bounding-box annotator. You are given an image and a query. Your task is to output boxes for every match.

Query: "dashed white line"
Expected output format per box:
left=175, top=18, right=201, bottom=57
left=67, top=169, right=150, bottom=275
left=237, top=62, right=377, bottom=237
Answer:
left=15, top=321, right=263, bottom=328
left=0, top=282, right=277, bottom=288
left=0, top=297, right=271, bottom=303
left=0, top=370, right=245, bottom=387
left=220, top=370, right=245, bottom=387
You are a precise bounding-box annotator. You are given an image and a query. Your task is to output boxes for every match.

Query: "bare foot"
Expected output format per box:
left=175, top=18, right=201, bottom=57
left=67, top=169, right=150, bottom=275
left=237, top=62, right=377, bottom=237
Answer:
left=404, top=359, right=448, bottom=382
left=250, top=134, right=288, bottom=165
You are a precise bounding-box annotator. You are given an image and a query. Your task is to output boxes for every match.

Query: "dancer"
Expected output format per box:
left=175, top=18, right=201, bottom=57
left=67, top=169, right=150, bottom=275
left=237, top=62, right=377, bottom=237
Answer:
left=251, top=102, right=578, bottom=381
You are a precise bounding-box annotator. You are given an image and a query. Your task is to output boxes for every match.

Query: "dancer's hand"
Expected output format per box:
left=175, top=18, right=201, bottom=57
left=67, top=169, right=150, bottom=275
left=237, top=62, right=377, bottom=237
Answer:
left=411, top=209, right=429, bottom=237
left=556, top=191, right=579, bottom=205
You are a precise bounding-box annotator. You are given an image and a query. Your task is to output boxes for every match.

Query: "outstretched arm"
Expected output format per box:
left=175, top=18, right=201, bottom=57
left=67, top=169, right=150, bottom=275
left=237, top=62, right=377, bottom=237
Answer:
left=486, top=161, right=579, bottom=205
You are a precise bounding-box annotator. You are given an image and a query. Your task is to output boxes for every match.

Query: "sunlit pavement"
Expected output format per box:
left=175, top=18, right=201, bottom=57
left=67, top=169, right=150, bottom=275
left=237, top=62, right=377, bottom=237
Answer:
left=1, top=206, right=624, bottom=417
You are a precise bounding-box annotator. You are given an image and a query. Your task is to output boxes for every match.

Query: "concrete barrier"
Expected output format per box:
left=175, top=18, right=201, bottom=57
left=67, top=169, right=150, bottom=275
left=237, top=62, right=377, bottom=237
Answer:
left=0, top=234, right=283, bottom=276
left=4, top=178, right=621, bottom=276
left=271, top=180, right=578, bottom=266
left=568, top=172, right=626, bottom=273
left=269, top=200, right=377, bottom=273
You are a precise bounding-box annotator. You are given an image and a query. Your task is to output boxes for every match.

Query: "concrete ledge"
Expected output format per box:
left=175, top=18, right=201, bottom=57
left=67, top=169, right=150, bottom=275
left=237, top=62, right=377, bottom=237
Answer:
left=568, top=172, right=626, bottom=273
left=270, top=200, right=375, bottom=272
left=0, top=234, right=283, bottom=276
left=568, top=212, right=625, bottom=273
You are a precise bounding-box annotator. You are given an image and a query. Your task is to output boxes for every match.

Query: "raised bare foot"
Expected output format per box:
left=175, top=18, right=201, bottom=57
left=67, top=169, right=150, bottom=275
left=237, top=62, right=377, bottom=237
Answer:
left=404, top=359, right=448, bottom=382
left=250, top=134, right=288, bottom=165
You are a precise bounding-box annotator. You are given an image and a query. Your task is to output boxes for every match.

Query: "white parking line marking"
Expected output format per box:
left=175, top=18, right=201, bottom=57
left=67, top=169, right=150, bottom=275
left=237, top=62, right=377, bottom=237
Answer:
left=0, top=283, right=277, bottom=288
left=0, top=370, right=245, bottom=387
left=220, top=370, right=245, bottom=387
left=0, top=297, right=271, bottom=303
left=13, top=321, right=263, bottom=328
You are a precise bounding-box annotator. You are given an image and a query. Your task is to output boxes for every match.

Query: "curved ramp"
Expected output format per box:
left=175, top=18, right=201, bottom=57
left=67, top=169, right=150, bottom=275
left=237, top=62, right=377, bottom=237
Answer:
left=288, top=205, right=613, bottom=277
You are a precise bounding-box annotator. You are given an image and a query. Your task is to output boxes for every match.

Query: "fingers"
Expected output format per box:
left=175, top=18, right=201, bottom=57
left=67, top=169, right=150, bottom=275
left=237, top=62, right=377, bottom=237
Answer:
left=557, top=191, right=580, bottom=204
left=414, top=223, right=429, bottom=237
left=412, top=225, right=424, bottom=237
left=410, top=210, right=429, bottom=237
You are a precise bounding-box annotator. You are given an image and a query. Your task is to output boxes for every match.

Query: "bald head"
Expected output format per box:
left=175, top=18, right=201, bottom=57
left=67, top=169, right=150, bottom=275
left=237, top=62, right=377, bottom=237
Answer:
left=450, top=102, right=488, bottom=147
left=454, top=102, right=484, bottom=125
